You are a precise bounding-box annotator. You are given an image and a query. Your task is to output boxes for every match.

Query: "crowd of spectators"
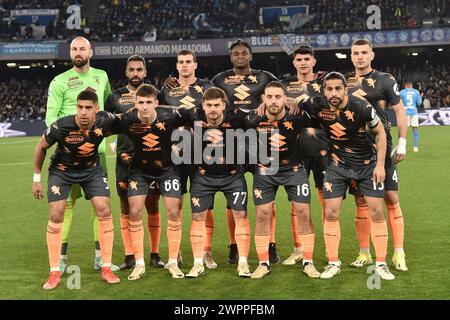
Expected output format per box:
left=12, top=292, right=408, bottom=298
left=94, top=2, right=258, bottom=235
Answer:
left=1, top=0, right=449, bottom=42
left=423, top=0, right=450, bottom=23
left=0, top=77, right=48, bottom=122
left=418, top=64, right=450, bottom=110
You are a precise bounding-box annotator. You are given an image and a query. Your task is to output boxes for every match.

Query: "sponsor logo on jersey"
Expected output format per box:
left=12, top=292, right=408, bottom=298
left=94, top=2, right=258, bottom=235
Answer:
left=206, top=129, right=224, bottom=147
left=142, top=133, right=160, bottom=148
left=169, top=87, right=187, bottom=98
left=179, top=95, right=196, bottom=108
left=269, top=133, right=287, bottom=149
left=329, top=122, right=347, bottom=138
left=318, top=110, right=336, bottom=121
left=68, top=80, right=83, bottom=89
left=286, top=83, right=305, bottom=94
left=78, top=142, right=95, bottom=155
left=224, top=75, right=242, bottom=85
left=65, top=135, right=84, bottom=144
left=346, top=76, right=358, bottom=89
left=119, top=93, right=134, bottom=105
left=351, top=89, right=367, bottom=100
left=234, top=85, right=250, bottom=101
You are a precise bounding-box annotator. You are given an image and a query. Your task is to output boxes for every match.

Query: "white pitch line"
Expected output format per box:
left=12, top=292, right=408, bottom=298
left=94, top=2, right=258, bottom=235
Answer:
left=0, top=139, right=39, bottom=146
left=0, top=154, right=116, bottom=166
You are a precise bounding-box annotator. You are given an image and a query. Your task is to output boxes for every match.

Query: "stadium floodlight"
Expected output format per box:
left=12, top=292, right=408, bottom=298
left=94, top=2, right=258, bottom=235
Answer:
left=335, top=53, right=347, bottom=59
left=6, top=63, right=17, bottom=68
left=19, top=65, right=31, bottom=69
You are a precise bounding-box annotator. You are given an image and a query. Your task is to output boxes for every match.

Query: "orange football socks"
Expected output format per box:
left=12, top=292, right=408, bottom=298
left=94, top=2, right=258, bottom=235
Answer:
left=147, top=212, right=161, bottom=254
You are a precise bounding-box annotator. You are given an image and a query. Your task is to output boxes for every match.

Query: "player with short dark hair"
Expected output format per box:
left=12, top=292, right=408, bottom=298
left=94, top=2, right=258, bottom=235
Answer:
left=33, top=90, right=120, bottom=289
left=400, top=81, right=422, bottom=152
left=280, top=45, right=329, bottom=265
left=179, top=87, right=251, bottom=278
left=347, top=39, right=409, bottom=271
left=300, top=72, right=395, bottom=280
left=245, top=81, right=320, bottom=279
left=45, top=36, right=118, bottom=273
left=159, top=50, right=216, bottom=268
left=212, top=39, right=281, bottom=265
left=105, top=55, right=165, bottom=271
left=112, top=84, right=190, bottom=280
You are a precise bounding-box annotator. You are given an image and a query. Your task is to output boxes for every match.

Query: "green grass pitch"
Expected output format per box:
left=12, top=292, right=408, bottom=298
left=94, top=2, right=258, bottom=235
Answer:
left=0, top=126, right=449, bottom=300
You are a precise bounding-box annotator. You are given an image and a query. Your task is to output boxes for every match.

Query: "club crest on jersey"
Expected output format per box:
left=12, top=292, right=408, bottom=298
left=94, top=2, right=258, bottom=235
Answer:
left=51, top=185, right=61, bottom=196
left=248, top=75, right=258, bottom=83
left=94, top=128, right=103, bottom=136
left=191, top=197, right=201, bottom=207
left=129, top=181, right=138, bottom=190
left=312, top=83, right=321, bottom=92
left=254, top=189, right=263, bottom=199
left=283, top=121, right=293, bottom=130
left=194, top=85, right=203, bottom=94
left=344, top=110, right=355, bottom=122
left=155, top=122, right=166, bottom=131
left=366, top=78, right=376, bottom=88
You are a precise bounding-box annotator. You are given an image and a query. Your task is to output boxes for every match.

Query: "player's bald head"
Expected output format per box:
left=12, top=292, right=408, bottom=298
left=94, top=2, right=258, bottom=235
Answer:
left=70, top=36, right=93, bottom=68
left=70, top=36, right=91, bottom=49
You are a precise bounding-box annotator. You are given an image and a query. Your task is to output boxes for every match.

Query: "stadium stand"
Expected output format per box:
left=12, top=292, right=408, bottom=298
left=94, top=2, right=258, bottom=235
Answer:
left=1, top=0, right=449, bottom=41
